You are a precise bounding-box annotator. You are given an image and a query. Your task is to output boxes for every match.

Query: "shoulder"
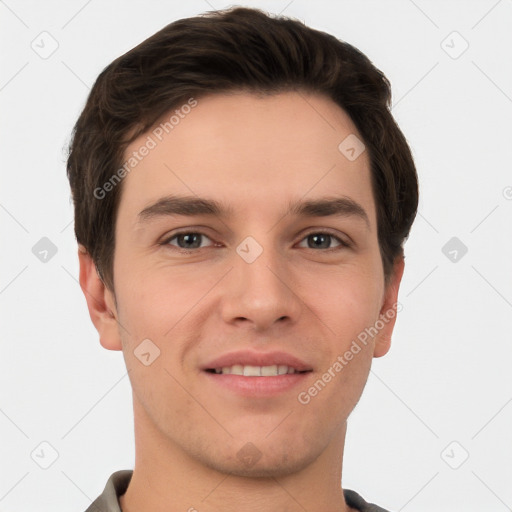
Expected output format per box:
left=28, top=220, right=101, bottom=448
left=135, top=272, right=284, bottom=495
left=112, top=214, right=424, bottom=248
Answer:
left=84, top=470, right=133, bottom=512
left=343, top=488, right=393, bottom=512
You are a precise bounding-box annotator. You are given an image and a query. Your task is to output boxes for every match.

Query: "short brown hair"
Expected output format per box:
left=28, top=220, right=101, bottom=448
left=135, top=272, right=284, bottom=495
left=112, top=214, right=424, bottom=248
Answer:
left=66, top=6, right=418, bottom=291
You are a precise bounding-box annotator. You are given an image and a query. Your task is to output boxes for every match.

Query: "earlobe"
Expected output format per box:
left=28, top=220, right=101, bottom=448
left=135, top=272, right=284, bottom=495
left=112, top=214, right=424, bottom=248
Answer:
left=78, top=245, right=122, bottom=351
left=373, top=256, right=405, bottom=358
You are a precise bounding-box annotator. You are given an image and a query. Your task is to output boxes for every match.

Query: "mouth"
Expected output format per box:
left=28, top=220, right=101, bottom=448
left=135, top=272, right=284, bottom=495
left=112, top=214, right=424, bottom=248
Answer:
left=201, top=351, right=314, bottom=396
left=204, top=365, right=311, bottom=376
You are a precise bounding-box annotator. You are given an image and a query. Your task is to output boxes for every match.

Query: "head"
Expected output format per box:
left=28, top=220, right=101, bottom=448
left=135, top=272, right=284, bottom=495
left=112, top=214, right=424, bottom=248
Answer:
left=67, top=7, right=418, bottom=477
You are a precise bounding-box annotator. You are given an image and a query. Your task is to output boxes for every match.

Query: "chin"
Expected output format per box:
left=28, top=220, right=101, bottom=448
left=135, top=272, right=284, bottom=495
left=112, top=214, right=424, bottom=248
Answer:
left=191, top=438, right=321, bottom=479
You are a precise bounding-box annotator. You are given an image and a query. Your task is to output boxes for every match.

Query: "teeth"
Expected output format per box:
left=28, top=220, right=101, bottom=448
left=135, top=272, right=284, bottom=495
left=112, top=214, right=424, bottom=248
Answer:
left=243, top=365, right=261, bottom=376
left=231, top=364, right=244, bottom=375
left=261, top=365, right=278, bottom=376
left=214, top=365, right=300, bottom=376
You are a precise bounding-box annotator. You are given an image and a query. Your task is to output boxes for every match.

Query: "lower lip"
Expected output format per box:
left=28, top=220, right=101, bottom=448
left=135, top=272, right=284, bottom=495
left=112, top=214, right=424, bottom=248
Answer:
left=202, top=371, right=311, bottom=397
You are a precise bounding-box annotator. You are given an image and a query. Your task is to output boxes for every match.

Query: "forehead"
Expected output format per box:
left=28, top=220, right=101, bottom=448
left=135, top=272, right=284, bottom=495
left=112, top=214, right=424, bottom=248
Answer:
left=118, top=91, right=376, bottom=227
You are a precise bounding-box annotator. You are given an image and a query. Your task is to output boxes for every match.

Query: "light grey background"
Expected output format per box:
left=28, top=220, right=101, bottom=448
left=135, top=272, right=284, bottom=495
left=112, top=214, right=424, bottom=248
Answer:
left=1, top=1, right=511, bottom=511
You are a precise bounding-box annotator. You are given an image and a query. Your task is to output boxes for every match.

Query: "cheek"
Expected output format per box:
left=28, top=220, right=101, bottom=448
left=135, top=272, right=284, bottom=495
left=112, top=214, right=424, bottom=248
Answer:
left=304, top=266, right=383, bottom=337
left=115, top=262, right=210, bottom=340
left=114, top=270, right=193, bottom=422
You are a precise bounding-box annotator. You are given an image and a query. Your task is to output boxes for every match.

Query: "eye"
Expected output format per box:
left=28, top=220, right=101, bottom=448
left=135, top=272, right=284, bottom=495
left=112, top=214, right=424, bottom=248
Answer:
left=160, top=230, right=351, bottom=253
left=163, top=231, right=215, bottom=251
left=297, top=231, right=350, bottom=250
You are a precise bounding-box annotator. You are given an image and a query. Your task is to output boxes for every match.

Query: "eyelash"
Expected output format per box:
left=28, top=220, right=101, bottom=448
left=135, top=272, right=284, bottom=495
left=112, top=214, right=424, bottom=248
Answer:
left=160, top=229, right=351, bottom=253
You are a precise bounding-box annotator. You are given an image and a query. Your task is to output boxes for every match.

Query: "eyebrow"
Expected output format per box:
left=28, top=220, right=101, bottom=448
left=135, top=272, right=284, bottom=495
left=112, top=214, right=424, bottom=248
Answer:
left=137, top=194, right=370, bottom=229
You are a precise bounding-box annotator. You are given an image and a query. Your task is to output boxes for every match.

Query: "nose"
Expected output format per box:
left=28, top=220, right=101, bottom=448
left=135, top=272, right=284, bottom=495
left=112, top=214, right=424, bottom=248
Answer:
left=220, top=241, right=303, bottom=332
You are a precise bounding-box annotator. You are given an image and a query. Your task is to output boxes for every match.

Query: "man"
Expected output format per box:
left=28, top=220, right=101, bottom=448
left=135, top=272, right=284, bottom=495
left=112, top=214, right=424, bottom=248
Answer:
left=66, top=6, right=418, bottom=512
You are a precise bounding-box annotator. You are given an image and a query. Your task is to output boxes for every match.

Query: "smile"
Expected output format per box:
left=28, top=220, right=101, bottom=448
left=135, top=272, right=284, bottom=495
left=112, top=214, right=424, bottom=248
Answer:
left=206, top=364, right=311, bottom=376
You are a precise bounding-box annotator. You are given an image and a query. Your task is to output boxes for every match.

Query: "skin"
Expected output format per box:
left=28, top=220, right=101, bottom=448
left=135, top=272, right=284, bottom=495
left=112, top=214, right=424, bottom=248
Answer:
left=79, top=91, right=404, bottom=512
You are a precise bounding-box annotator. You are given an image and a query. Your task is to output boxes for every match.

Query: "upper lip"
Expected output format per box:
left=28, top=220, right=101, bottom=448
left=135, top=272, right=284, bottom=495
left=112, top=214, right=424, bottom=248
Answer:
left=202, top=350, right=313, bottom=372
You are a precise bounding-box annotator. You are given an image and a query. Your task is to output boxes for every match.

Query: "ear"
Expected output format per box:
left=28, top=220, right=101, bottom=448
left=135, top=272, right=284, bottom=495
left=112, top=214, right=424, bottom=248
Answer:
left=373, top=256, right=405, bottom=358
left=77, top=244, right=122, bottom=351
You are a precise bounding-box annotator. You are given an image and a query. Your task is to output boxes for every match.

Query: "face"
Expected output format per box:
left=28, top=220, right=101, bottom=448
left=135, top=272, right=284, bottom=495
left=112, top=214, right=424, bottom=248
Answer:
left=81, top=91, right=403, bottom=477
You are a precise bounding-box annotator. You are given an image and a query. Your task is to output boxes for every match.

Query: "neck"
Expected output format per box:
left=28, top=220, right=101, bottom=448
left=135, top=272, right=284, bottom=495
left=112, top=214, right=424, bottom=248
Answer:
left=120, top=399, right=355, bottom=512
